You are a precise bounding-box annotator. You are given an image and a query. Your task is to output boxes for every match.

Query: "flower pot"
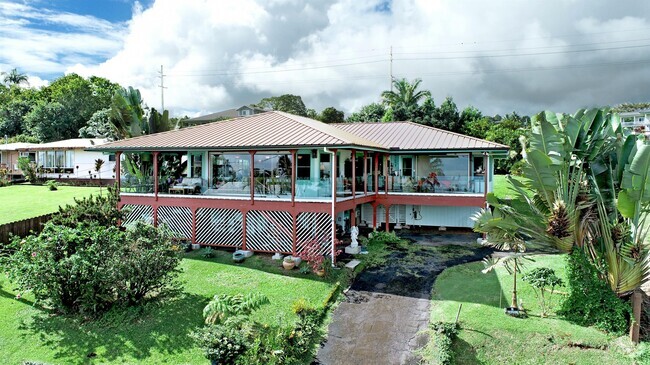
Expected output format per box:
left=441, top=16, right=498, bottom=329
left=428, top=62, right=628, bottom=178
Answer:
left=315, top=268, right=326, bottom=277
left=283, top=261, right=295, bottom=270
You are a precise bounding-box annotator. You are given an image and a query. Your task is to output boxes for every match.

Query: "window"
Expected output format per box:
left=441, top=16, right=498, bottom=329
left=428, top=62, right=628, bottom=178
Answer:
left=190, top=153, right=203, bottom=177
left=402, top=157, right=413, bottom=177
left=210, top=153, right=250, bottom=195
left=297, top=154, right=311, bottom=178
left=319, top=153, right=330, bottom=179
left=65, top=151, right=74, bottom=168
left=108, top=154, right=116, bottom=162
left=46, top=151, right=55, bottom=168
left=19, top=152, right=36, bottom=163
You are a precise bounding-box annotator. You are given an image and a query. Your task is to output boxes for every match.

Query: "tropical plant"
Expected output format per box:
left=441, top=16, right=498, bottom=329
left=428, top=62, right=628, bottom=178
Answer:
left=473, top=107, right=650, bottom=299
left=203, top=292, right=270, bottom=325
left=95, top=158, right=105, bottom=193
left=190, top=322, right=248, bottom=364
left=521, top=267, right=564, bottom=317
left=17, top=156, right=38, bottom=184
left=381, top=78, right=431, bottom=121
left=2, top=68, right=28, bottom=86
left=46, top=179, right=58, bottom=191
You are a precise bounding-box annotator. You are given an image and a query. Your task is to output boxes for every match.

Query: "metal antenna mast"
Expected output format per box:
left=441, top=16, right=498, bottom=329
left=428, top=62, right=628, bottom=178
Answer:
left=390, top=45, right=393, bottom=91
left=158, top=65, right=167, bottom=111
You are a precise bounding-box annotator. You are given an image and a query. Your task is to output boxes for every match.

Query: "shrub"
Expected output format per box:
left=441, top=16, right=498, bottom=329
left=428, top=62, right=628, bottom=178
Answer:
left=558, top=250, right=630, bottom=334
left=17, top=157, right=38, bottom=184
left=429, top=321, right=459, bottom=365
left=48, top=185, right=125, bottom=228
left=201, top=247, right=216, bottom=258
left=0, top=168, right=10, bottom=187
left=190, top=322, right=248, bottom=364
left=368, top=231, right=401, bottom=245
left=46, top=179, right=58, bottom=191
left=522, top=267, right=564, bottom=317
left=2, top=221, right=182, bottom=316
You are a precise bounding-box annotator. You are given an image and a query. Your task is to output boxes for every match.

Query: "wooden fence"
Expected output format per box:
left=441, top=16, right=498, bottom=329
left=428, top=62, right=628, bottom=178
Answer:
left=0, top=214, right=52, bottom=244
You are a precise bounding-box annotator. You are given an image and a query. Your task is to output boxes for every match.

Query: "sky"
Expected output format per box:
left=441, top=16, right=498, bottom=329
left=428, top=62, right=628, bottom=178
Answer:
left=1, top=0, right=650, bottom=118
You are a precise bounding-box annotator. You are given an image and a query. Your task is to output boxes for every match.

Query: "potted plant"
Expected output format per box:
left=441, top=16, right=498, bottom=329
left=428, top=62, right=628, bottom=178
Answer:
left=282, top=256, right=295, bottom=270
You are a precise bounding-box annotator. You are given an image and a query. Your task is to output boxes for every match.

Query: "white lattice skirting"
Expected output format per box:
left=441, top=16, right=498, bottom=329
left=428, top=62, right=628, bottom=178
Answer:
left=158, top=206, right=192, bottom=239
left=196, top=208, right=243, bottom=247
left=122, top=204, right=154, bottom=228
left=296, top=212, right=332, bottom=255
left=246, top=210, right=293, bottom=253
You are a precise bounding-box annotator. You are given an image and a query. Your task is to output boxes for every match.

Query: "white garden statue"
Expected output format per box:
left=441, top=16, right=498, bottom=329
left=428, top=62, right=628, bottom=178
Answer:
left=350, top=226, right=359, bottom=248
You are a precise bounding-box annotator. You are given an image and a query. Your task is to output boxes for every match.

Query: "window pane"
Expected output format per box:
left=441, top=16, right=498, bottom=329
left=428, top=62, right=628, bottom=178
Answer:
left=65, top=151, right=74, bottom=167
left=254, top=153, right=292, bottom=197
left=297, top=154, right=310, bottom=178
left=209, top=153, right=250, bottom=195
left=46, top=151, right=55, bottom=168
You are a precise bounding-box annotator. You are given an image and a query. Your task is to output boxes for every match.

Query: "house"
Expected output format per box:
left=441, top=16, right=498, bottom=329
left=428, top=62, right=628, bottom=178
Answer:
left=89, top=111, right=508, bottom=259
left=184, top=105, right=268, bottom=126
left=620, top=109, right=650, bottom=137
left=18, top=139, right=117, bottom=182
left=0, top=142, right=37, bottom=180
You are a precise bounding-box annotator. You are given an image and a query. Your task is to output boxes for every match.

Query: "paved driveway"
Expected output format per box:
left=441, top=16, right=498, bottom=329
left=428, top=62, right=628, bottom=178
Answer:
left=316, top=232, right=491, bottom=365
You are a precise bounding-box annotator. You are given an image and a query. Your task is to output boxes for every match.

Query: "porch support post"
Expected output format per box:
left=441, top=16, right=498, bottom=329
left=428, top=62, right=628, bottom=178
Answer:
left=292, top=213, right=297, bottom=255
left=372, top=203, right=377, bottom=230
left=331, top=149, right=338, bottom=264
left=374, top=153, right=379, bottom=196
left=363, top=151, right=368, bottom=195
left=249, top=151, right=255, bottom=205
left=191, top=208, right=197, bottom=244
left=351, top=149, right=356, bottom=200
left=484, top=153, right=489, bottom=199
left=384, top=153, right=389, bottom=196
left=350, top=208, right=356, bottom=226
left=242, top=210, right=247, bottom=250
left=385, top=204, right=391, bottom=232
left=291, top=149, right=297, bottom=207
left=153, top=151, right=159, bottom=201
left=115, top=151, right=121, bottom=192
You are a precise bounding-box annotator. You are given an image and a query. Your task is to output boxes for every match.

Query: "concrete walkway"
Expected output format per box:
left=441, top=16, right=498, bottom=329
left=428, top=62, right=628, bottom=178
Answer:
left=316, top=232, right=490, bottom=365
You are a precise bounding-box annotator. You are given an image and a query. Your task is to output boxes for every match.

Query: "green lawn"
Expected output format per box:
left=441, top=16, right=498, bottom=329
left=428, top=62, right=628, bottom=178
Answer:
left=428, top=255, right=634, bottom=365
left=0, top=184, right=101, bottom=224
left=0, top=250, right=344, bottom=364
left=492, top=174, right=531, bottom=199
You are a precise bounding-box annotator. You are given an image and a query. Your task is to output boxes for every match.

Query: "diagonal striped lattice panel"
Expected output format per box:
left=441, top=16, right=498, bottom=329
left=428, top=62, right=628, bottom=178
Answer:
left=246, top=210, right=293, bottom=253
left=196, top=208, right=243, bottom=246
left=296, top=212, right=332, bottom=255
left=158, top=206, right=192, bottom=239
left=122, top=204, right=153, bottom=228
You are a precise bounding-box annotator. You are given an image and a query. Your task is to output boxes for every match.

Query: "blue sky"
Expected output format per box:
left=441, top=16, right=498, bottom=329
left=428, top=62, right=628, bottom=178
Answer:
left=2, top=0, right=650, bottom=117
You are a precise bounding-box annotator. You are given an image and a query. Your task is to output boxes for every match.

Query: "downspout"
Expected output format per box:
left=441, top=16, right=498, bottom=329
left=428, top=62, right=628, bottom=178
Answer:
left=323, top=147, right=336, bottom=267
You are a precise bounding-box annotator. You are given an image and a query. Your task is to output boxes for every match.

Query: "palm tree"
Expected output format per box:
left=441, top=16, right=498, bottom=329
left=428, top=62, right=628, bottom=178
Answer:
left=381, top=78, right=431, bottom=113
left=2, top=68, right=29, bottom=86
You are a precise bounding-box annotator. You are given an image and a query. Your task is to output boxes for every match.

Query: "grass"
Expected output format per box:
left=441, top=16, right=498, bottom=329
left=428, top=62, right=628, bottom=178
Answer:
left=0, top=184, right=101, bottom=224
left=0, top=249, right=346, bottom=364
left=493, top=174, right=532, bottom=199
left=427, top=254, right=635, bottom=365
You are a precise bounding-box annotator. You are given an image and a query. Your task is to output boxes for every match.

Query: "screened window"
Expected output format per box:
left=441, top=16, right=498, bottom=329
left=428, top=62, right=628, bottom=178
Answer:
left=297, top=154, right=310, bottom=178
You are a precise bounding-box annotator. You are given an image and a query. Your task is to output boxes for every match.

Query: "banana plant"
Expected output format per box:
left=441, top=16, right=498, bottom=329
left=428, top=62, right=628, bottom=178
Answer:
left=474, top=107, right=650, bottom=296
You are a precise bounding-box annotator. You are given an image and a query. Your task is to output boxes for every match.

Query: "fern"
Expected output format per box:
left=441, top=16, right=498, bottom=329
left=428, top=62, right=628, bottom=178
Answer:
left=203, top=292, right=270, bottom=325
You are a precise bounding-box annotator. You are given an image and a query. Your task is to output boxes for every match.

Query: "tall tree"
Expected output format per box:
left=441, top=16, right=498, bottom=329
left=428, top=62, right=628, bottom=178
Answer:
left=255, top=94, right=308, bottom=116
left=381, top=78, right=431, bottom=121
left=431, top=96, right=461, bottom=132
left=319, top=107, right=345, bottom=123
left=2, top=68, right=28, bottom=86
left=346, top=103, right=386, bottom=123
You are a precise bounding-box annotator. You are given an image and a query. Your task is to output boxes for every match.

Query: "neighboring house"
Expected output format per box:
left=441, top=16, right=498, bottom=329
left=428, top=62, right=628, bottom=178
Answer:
left=620, top=109, right=650, bottom=137
left=18, top=139, right=116, bottom=182
left=184, top=105, right=268, bottom=126
left=90, top=111, right=508, bottom=259
left=0, top=143, right=37, bottom=180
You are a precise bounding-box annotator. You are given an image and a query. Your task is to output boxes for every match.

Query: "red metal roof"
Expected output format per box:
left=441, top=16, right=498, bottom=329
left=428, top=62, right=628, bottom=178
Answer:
left=334, top=122, right=508, bottom=151
left=90, top=112, right=508, bottom=152
left=91, top=111, right=385, bottom=151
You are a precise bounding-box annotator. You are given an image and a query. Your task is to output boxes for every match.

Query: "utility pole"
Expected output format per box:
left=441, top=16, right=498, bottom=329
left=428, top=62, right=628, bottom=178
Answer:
left=390, top=45, right=393, bottom=91
left=158, top=65, right=167, bottom=111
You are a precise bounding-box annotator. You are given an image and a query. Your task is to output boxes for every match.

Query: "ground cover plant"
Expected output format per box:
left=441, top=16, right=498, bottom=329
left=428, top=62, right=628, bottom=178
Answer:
left=0, top=184, right=99, bottom=224
left=427, top=255, right=634, bottom=365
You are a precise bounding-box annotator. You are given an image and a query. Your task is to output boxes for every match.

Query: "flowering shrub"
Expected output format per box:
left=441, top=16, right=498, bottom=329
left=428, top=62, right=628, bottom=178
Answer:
left=1, top=221, right=182, bottom=316
left=297, top=239, right=341, bottom=273
left=191, top=322, right=248, bottom=364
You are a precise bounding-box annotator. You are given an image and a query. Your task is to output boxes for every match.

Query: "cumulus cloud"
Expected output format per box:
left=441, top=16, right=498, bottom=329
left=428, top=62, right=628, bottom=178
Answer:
left=5, top=0, right=650, bottom=116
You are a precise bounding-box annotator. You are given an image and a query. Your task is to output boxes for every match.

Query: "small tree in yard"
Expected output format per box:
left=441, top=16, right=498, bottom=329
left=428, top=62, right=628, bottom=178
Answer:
left=17, top=156, right=38, bottom=184
left=522, top=267, right=564, bottom=317
left=95, top=158, right=105, bottom=194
